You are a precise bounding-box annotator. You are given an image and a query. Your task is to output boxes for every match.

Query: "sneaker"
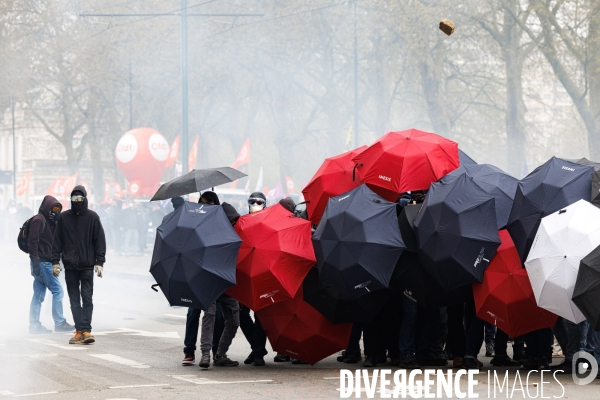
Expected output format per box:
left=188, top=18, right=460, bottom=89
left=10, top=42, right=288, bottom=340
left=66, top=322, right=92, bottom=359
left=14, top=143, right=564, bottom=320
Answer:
left=199, top=355, right=211, bottom=369
left=214, top=355, right=239, bottom=367
left=462, top=357, right=480, bottom=369
left=337, top=351, right=346, bottom=362
left=485, top=342, right=494, bottom=357
left=274, top=353, right=291, bottom=362
left=291, top=358, right=307, bottom=364
left=244, top=352, right=254, bottom=365
left=54, top=322, right=75, bottom=332
left=82, top=332, right=95, bottom=344
left=399, top=354, right=420, bottom=368
left=182, top=354, right=195, bottom=366
left=363, top=356, right=377, bottom=368
left=343, top=352, right=362, bottom=364
left=253, top=355, right=266, bottom=366
left=29, top=325, right=52, bottom=335
left=69, top=330, right=84, bottom=344
left=490, top=355, right=519, bottom=367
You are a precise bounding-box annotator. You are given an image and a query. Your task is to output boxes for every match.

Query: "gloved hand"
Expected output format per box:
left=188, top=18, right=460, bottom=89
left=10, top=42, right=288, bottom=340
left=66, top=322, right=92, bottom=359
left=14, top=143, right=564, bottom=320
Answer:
left=31, top=259, right=41, bottom=277
left=52, top=264, right=62, bottom=277
left=94, top=265, right=103, bottom=278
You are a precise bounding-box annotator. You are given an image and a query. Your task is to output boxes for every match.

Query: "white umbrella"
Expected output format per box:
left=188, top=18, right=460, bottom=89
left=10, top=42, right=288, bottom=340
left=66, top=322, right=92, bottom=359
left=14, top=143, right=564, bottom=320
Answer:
left=525, top=199, right=600, bottom=323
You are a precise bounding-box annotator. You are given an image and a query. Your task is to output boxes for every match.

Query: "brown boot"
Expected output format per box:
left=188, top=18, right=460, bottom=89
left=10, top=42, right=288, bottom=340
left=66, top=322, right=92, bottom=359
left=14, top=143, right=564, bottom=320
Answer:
left=82, top=332, right=95, bottom=344
left=69, top=330, right=84, bottom=344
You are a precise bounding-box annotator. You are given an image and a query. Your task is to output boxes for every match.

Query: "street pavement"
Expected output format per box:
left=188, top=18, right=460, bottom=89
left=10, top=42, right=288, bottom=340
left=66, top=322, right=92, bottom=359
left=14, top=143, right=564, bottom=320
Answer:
left=1, top=241, right=600, bottom=399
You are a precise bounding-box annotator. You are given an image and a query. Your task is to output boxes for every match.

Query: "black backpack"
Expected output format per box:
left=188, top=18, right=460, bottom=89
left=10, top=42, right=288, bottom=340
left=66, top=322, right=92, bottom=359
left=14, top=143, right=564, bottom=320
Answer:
left=17, top=215, right=46, bottom=254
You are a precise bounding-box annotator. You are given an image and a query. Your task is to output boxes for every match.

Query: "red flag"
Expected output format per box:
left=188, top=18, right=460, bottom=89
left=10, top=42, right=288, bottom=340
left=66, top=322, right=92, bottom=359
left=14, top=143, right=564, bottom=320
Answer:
left=188, top=136, right=198, bottom=172
left=231, top=138, right=250, bottom=169
left=285, top=176, right=295, bottom=195
left=46, top=176, right=63, bottom=196
left=17, top=172, right=30, bottom=197
left=165, top=135, right=181, bottom=168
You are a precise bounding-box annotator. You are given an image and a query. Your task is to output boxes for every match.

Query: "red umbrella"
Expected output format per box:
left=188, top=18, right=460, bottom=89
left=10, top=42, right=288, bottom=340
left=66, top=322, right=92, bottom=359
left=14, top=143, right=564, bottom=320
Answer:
left=351, top=129, right=459, bottom=202
left=302, top=146, right=367, bottom=225
left=226, top=204, right=316, bottom=311
left=473, top=229, right=558, bottom=338
left=256, top=285, right=352, bottom=365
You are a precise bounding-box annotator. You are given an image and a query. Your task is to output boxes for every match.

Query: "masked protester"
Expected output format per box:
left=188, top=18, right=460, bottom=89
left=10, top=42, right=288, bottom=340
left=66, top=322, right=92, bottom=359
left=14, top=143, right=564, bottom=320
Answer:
left=51, top=186, right=106, bottom=345
left=248, top=192, right=267, bottom=214
left=27, top=195, right=74, bottom=334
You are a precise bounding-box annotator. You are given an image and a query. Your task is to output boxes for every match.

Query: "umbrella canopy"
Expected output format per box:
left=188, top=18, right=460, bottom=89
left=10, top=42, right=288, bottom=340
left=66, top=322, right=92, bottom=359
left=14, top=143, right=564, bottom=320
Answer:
left=351, top=129, right=459, bottom=202
left=392, top=204, right=473, bottom=310
left=569, top=158, right=600, bottom=207
left=150, top=201, right=241, bottom=310
left=302, top=146, right=367, bottom=225
left=256, top=285, right=352, bottom=365
left=473, top=230, right=558, bottom=338
left=151, top=167, right=247, bottom=201
left=459, top=149, right=477, bottom=166
left=414, top=173, right=501, bottom=292
left=312, top=184, right=405, bottom=299
left=573, top=244, right=600, bottom=331
left=225, top=204, right=316, bottom=311
left=303, top=267, right=391, bottom=324
left=525, top=199, right=600, bottom=323
left=506, top=157, right=594, bottom=262
left=443, top=164, right=518, bottom=230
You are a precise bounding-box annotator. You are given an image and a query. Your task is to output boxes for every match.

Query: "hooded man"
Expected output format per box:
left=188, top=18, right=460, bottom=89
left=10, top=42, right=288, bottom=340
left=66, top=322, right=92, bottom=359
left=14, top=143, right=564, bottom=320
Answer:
left=52, top=185, right=106, bottom=345
left=27, top=195, right=74, bottom=334
left=247, top=191, right=266, bottom=214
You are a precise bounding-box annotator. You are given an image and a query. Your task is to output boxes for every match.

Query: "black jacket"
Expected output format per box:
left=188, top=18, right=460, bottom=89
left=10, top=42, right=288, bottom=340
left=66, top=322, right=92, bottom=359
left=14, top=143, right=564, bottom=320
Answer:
left=28, top=195, right=61, bottom=262
left=51, top=185, right=106, bottom=270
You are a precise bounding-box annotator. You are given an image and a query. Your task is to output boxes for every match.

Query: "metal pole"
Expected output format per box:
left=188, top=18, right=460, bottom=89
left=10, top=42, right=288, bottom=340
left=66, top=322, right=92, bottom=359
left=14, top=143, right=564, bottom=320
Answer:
left=12, top=97, right=16, bottom=200
left=129, top=62, right=133, bottom=130
left=181, top=0, right=189, bottom=172
left=353, top=0, right=359, bottom=149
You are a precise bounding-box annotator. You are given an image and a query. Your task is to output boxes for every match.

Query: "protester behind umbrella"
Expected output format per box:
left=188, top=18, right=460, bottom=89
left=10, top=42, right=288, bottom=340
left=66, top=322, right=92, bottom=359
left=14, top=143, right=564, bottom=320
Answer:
left=200, top=191, right=220, bottom=206
left=279, top=197, right=296, bottom=213
left=222, top=202, right=240, bottom=226
left=172, top=196, right=185, bottom=210
left=248, top=192, right=266, bottom=213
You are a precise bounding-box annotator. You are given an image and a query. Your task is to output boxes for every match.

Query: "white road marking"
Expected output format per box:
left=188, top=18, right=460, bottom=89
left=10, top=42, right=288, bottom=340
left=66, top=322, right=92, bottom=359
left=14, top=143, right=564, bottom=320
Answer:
left=109, top=384, right=169, bottom=389
left=89, top=354, right=150, bottom=368
left=12, top=392, right=59, bottom=397
left=26, top=339, right=88, bottom=351
left=171, top=375, right=273, bottom=385
left=164, top=314, right=186, bottom=319
left=0, top=390, right=15, bottom=395
left=89, top=328, right=180, bottom=339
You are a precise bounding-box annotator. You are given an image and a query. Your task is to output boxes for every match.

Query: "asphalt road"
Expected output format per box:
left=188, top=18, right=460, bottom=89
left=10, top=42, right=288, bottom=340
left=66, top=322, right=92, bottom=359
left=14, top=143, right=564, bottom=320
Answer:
left=1, top=241, right=599, bottom=399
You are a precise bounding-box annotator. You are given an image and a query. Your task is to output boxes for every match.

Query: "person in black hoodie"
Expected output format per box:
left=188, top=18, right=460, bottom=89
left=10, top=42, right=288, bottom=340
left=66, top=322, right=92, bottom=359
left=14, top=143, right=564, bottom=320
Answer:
left=27, top=195, right=74, bottom=334
left=52, top=185, right=106, bottom=345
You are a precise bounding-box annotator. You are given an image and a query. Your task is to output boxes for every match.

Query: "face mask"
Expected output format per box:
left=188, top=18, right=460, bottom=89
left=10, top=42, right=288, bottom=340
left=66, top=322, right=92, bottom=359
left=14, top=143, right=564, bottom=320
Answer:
left=249, top=204, right=265, bottom=213
left=72, top=202, right=84, bottom=213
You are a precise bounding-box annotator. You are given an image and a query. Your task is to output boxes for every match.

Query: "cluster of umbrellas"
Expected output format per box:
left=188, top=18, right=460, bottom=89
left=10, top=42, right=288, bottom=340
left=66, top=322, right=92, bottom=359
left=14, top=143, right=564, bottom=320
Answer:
left=148, top=128, right=600, bottom=364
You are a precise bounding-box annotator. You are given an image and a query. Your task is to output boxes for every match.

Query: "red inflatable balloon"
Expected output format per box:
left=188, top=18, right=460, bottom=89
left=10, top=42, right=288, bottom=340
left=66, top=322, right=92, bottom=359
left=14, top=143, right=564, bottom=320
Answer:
left=115, top=128, right=170, bottom=197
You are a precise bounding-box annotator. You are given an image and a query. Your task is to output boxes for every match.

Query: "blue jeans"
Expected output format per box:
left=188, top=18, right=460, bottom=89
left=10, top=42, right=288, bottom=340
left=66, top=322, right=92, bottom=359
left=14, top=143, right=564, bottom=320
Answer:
left=398, top=293, right=417, bottom=355
left=30, top=261, right=67, bottom=328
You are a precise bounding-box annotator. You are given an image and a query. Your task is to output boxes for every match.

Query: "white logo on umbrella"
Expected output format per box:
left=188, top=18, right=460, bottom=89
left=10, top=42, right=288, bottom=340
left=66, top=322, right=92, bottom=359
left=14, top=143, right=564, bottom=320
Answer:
left=474, top=247, right=489, bottom=267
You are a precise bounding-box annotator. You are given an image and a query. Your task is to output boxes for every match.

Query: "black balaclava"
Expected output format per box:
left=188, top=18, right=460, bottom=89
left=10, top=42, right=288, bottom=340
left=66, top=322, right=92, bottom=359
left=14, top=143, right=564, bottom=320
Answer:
left=71, top=189, right=86, bottom=214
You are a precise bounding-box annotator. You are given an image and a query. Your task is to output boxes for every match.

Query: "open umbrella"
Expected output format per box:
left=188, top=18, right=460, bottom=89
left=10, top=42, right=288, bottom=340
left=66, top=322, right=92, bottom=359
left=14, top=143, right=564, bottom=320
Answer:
left=312, top=184, right=404, bottom=299
left=150, top=167, right=247, bottom=201
left=525, top=199, right=600, bottom=323
left=303, top=267, right=391, bottom=324
left=568, top=158, right=600, bottom=207
left=150, top=201, right=241, bottom=310
left=459, top=149, right=477, bottom=166
left=414, top=173, right=501, bottom=292
left=506, top=157, right=594, bottom=262
left=391, top=204, right=473, bottom=310
left=443, top=164, right=518, bottom=230
left=302, top=146, right=367, bottom=225
left=473, top=230, right=558, bottom=338
left=256, top=285, right=352, bottom=365
left=351, top=129, right=459, bottom=202
left=573, top=244, right=600, bottom=331
left=225, top=204, right=315, bottom=311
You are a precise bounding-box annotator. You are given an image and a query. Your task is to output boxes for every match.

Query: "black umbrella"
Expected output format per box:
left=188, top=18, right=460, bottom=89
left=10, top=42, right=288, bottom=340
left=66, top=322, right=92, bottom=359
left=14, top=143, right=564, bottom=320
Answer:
left=443, top=164, right=518, bottom=230
left=391, top=204, right=473, bottom=310
left=506, top=157, right=594, bottom=262
left=313, top=184, right=405, bottom=299
left=150, top=201, right=241, bottom=310
left=573, top=244, right=600, bottom=331
left=302, top=267, right=391, bottom=324
left=568, top=158, right=600, bottom=207
left=413, top=173, right=501, bottom=292
left=150, top=167, right=247, bottom=201
left=459, top=149, right=477, bottom=166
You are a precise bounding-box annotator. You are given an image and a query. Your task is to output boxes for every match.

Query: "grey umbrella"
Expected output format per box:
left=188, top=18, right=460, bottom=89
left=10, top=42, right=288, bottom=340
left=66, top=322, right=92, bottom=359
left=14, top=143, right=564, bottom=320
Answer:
left=150, top=167, right=247, bottom=201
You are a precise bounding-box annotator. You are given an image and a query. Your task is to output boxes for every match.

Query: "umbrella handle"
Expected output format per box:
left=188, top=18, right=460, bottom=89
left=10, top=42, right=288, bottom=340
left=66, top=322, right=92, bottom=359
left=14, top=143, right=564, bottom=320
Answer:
left=352, top=163, right=363, bottom=181
left=151, top=284, right=160, bottom=292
